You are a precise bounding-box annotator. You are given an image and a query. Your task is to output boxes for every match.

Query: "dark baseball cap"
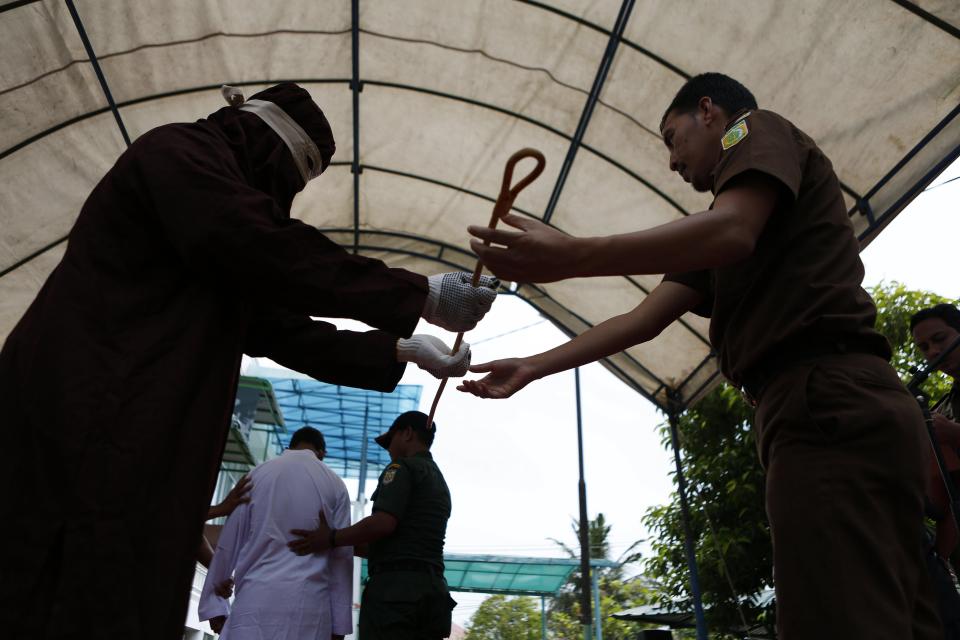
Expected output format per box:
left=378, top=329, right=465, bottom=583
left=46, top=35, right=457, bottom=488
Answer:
left=375, top=411, right=436, bottom=450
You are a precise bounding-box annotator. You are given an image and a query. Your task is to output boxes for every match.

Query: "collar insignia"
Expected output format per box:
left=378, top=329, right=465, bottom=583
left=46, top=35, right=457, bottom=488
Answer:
left=721, top=116, right=749, bottom=151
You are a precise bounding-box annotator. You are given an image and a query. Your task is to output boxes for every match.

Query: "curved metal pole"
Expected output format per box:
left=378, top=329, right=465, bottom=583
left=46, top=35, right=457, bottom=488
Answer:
left=543, top=0, right=634, bottom=224
left=64, top=0, right=131, bottom=147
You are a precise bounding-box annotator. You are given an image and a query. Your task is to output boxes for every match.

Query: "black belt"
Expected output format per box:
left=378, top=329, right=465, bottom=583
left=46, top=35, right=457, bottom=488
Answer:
left=740, top=334, right=887, bottom=407
left=368, top=560, right=444, bottom=576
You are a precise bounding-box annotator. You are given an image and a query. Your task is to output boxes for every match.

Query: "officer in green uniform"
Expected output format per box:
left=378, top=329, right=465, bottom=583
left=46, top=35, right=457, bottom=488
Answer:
left=287, top=410, right=455, bottom=639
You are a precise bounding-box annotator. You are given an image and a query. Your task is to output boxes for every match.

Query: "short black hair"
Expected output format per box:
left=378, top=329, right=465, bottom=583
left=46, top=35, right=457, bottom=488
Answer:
left=910, top=304, right=960, bottom=333
left=289, top=426, right=326, bottom=452
left=375, top=411, right=436, bottom=450
left=661, top=72, right=758, bottom=130
left=395, top=411, right=435, bottom=447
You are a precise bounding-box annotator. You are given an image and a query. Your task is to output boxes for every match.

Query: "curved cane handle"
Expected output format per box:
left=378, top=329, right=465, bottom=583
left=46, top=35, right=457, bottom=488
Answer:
left=500, top=148, right=547, bottom=204
left=472, top=148, right=546, bottom=286
left=426, top=148, right=547, bottom=430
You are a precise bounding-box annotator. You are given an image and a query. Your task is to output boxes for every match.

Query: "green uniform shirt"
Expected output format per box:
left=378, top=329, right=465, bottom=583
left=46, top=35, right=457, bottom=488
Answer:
left=369, top=451, right=451, bottom=570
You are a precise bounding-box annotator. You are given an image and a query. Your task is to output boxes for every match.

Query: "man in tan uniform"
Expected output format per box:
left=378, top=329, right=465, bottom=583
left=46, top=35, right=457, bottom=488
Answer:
left=458, top=73, right=941, bottom=639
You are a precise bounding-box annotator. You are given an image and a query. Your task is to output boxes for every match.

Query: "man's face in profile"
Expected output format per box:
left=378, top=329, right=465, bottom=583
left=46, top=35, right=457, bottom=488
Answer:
left=913, top=317, right=960, bottom=378
left=660, top=101, right=726, bottom=193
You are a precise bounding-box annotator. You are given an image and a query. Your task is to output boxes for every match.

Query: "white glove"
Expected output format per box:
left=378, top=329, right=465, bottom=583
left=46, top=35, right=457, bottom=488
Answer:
left=396, top=335, right=471, bottom=379
left=422, top=272, right=499, bottom=332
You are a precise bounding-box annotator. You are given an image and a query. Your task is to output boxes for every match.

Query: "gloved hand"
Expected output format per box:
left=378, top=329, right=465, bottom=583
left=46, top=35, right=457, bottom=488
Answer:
left=422, top=272, right=499, bottom=332
left=396, top=335, right=471, bottom=379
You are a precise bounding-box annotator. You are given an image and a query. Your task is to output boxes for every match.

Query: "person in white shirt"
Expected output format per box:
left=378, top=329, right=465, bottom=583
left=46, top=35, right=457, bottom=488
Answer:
left=199, top=427, right=353, bottom=639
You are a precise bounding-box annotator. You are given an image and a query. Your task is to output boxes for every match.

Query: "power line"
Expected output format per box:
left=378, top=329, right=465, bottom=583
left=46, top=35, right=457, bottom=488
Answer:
left=924, top=174, right=960, bottom=192
left=471, top=319, right=548, bottom=345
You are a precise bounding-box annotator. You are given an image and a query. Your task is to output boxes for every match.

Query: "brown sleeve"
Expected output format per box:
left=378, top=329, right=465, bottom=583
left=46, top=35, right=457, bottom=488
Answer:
left=131, top=127, right=427, bottom=338
left=244, top=308, right=407, bottom=392
left=662, top=270, right=713, bottom=318
left=713, top=111, right=802, bottom=202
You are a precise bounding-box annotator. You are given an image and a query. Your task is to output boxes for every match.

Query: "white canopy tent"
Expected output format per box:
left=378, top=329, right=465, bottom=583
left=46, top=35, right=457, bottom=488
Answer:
left=1, top=0, right=958, bottom=411
left=2, top=3, right=958, bottom=637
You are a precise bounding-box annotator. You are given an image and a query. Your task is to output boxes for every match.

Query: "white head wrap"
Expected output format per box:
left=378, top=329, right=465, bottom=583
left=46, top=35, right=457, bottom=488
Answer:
left=220, top=85, right=324, bottom=185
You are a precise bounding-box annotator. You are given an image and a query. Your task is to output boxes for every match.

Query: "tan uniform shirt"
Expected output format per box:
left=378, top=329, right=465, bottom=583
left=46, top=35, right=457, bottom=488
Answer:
left=664, top=109, right=889, bottom=386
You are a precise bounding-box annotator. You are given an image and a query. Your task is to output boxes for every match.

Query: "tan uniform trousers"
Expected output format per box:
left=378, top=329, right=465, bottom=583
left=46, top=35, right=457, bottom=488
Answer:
left=755, top=352, right=942, bottom=639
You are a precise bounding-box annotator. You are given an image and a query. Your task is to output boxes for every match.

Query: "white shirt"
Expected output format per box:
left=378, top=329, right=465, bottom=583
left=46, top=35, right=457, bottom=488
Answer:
left=199, top=449, right=353, bottom=639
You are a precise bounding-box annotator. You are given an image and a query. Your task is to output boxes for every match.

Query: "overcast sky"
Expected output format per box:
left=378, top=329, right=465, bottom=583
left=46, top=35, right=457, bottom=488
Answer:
left=245, top=157, right=960, bottom=625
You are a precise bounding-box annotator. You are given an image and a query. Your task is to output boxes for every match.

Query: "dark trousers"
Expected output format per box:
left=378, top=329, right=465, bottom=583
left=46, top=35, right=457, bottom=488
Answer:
left=359, top=570, right=455, bottom=640
left=925, top=542, right=960, bottom=640
left=755, top=353, right=943, bottom=639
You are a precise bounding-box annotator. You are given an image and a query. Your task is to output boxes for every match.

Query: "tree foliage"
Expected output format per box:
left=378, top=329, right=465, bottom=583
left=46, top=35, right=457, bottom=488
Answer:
left=870, top=281, right=955, bottom=400
left=641, top=385, right=772, bottom=638
left=548, top=513, right=654, bottom=639
left=463, top=514, right=653, bottom=639
left=640, top=281, right=957, bottom=638
left=546, top=578, right=652, bottom=639
left=464, top=595, right=542, bottom=640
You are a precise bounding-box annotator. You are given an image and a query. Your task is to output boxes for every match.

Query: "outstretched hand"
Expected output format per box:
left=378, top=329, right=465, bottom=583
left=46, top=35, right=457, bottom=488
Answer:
left=222, top=474, right=252, bottom=509
left=468, top=213, right=581, bottom=283
left=208, top=474, right=252, bottom=520
left=456, top=357, right=539, bottom=399
left=288, top=511, right=332, bottom=556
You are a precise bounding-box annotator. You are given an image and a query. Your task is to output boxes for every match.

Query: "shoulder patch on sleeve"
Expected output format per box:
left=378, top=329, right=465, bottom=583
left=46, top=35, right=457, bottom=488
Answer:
left=721, top=117, right=749, bottom=150
left=383, top=463, right=402, bottom=484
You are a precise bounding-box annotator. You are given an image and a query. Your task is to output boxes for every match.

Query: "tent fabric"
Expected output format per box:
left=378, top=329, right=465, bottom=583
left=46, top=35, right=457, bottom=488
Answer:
left=1, top=0, right=958, bottom=410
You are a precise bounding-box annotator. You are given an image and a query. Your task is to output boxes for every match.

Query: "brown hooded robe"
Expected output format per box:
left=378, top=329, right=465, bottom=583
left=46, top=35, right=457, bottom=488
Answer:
left=0, top=83, right=427, bottom=639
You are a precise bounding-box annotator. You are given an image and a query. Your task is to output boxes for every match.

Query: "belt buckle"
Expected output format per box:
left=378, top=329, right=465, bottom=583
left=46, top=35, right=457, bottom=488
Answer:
left=740, top=386, right=758, bottom=408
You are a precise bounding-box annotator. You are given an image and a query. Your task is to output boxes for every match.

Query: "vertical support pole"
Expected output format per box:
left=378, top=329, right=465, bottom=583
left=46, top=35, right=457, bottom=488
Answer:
left=350, top=500, right=363, bottom=639
left=357, top=406, right=370, bottom=500
left=574, top=368, right=592, bottom=640
left=350, top=0, right=361, bottom=254
left=352, top=405, right=370, bottom=637
left=592, top=568, right=602, bottom=640
left=666, top=391, right=708, bottom=640
left=541, top=595, right=547, bottom=640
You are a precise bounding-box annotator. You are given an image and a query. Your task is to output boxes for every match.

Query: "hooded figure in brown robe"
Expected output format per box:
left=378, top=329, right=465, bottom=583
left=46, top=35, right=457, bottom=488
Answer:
left=0, top=83, right=490, bottom=639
